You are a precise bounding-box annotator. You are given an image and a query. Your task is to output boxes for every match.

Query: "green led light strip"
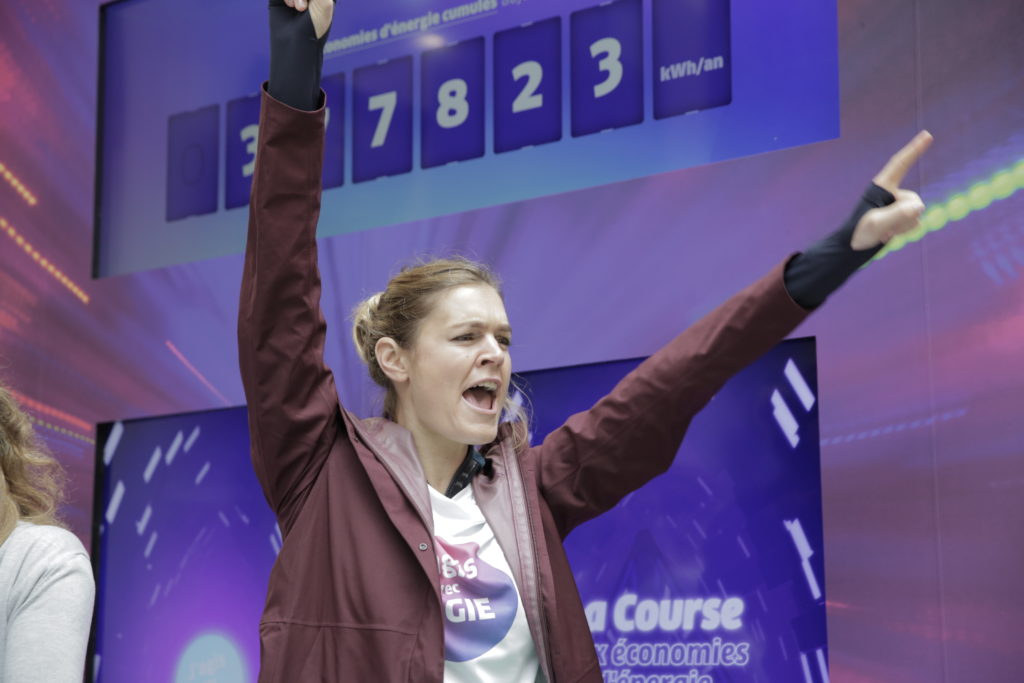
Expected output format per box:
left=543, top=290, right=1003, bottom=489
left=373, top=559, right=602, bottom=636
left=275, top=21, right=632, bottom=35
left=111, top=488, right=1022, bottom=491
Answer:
left=870, top=158, right=1024, bottom=262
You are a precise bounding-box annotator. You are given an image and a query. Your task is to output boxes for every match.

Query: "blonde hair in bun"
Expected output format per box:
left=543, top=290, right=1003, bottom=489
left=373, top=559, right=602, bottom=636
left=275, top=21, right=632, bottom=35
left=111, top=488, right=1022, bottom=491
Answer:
left=351, top=291, right=384, bottom=370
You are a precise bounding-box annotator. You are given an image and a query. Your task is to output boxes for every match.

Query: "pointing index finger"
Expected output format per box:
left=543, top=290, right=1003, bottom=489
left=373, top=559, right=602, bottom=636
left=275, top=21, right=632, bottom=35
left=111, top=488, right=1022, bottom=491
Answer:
left=873, top=130, right=934, bottom=193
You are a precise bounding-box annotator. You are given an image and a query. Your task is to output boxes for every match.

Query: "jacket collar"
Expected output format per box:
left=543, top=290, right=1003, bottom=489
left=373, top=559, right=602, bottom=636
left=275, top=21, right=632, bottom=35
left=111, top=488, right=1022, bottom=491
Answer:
left=349, top=416, right=512, bottom=521
left=348, top=415, right=434, bottom=533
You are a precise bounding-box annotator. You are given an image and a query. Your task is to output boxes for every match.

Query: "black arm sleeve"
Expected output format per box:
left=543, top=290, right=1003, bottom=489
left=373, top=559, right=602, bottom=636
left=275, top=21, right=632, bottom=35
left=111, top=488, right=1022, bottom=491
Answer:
left=783, top=183, right=896, bottom=310
left=268, top=0, right=331, bottom=111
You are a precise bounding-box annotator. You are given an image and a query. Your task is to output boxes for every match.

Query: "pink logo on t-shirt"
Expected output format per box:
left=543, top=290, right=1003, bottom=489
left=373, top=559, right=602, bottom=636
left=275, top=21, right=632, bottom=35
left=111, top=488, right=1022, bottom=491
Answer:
left=435, top=538, right=518, bottom=662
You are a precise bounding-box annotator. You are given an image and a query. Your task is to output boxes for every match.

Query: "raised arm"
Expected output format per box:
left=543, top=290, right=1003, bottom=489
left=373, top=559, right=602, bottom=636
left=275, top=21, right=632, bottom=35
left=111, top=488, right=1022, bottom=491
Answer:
left=531, top=258, right=807, bottom=537
left=532, top=132, right=933, bottom=537
left=237, top=0, right=338, bottom=530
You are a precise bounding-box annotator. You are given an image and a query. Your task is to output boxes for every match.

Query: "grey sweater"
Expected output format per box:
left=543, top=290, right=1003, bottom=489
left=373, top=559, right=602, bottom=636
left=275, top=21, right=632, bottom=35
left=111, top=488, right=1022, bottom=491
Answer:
left=0, top=521, right=94, bottom=683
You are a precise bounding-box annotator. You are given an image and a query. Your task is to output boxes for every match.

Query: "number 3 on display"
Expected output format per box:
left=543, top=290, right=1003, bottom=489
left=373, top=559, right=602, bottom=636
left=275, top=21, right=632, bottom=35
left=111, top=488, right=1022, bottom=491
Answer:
left=589, top=38, right=623, bottom=98
left=570, top=0, right=643, bottom=137
left=239, top=124, right=258, bottom=178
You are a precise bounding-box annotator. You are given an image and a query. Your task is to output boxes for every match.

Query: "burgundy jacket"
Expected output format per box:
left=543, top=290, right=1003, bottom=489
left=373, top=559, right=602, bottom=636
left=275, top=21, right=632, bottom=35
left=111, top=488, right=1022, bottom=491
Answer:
left=238, top=88, right=810, bottom=682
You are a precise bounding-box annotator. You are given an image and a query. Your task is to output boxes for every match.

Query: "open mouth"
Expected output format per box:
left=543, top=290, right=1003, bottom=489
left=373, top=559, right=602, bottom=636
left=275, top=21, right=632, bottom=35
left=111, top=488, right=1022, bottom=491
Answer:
left=462, top=380, right=499, bottom=414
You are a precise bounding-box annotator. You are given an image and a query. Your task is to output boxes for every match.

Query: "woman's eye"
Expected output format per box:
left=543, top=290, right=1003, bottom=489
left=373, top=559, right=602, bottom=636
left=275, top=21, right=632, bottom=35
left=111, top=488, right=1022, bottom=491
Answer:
left=453, top=333, right=510, bottom=347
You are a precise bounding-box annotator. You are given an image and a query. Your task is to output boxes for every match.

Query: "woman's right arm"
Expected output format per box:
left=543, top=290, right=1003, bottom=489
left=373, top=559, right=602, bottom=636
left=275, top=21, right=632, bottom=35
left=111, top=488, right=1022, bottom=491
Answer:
left=237, top=0, right=337, bottom=530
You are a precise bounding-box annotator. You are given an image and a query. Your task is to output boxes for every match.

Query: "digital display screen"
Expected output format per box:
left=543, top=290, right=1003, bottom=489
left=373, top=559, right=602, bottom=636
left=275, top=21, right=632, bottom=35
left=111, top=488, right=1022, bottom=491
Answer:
left=95, top=0, right=838, bottom=276
left=531, top=338, right=826, bottom=682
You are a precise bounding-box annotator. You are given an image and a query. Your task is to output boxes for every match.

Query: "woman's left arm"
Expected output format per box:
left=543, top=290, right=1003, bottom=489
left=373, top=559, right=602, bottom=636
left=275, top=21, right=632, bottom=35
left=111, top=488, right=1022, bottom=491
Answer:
left=530, top=132, right=933, bottom=538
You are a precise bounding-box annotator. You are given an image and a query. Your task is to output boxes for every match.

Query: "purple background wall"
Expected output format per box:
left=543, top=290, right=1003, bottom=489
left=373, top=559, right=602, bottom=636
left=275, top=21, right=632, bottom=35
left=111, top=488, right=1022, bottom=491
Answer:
left=0, top=0, right=1021, bottom=681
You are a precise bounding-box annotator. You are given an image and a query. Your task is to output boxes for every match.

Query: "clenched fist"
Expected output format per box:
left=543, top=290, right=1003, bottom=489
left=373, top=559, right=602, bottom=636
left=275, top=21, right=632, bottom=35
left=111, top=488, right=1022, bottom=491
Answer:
left=283, top=0, right=334, bottom=39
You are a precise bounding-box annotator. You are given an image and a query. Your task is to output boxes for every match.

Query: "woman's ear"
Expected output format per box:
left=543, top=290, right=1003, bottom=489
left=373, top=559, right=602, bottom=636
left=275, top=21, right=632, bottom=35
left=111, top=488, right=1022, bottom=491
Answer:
left=375, top=337, right=409, bottom=384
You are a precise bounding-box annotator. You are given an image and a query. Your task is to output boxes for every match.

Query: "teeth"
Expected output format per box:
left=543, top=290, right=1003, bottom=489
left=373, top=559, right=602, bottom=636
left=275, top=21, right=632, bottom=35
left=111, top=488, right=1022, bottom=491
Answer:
left=474, top=381, right=498, bottom=392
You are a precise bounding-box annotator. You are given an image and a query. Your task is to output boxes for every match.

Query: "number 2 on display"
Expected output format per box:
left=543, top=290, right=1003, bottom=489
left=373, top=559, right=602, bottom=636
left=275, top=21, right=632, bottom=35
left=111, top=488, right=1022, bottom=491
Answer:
left=511, top=61, right=543, bottom=113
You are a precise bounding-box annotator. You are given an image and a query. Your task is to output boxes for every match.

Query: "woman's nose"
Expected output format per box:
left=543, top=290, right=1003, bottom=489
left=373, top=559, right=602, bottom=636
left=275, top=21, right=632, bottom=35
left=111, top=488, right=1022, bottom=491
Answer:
left=479, top=336, right=505, bottom=364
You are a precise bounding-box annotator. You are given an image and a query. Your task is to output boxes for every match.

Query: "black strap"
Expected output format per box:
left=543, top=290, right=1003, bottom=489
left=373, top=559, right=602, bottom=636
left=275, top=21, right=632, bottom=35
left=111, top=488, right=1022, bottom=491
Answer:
left=268, top=0, right=333, bottom=111
left=782, top=183, right=896, bottom=310
left=444, top=448, right=493, bottom=498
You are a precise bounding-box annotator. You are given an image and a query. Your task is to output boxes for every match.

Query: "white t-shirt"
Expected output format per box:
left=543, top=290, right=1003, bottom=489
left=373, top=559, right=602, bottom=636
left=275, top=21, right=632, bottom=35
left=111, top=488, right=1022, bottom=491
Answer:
left=429, top=484, right=541, bottom=683
left=0, top=521, right=95, bottom=683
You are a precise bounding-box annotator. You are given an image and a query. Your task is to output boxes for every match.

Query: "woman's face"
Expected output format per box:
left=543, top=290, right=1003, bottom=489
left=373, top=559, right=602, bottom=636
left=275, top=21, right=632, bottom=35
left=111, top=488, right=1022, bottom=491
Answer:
left=396, top=284, right=512, bottom=452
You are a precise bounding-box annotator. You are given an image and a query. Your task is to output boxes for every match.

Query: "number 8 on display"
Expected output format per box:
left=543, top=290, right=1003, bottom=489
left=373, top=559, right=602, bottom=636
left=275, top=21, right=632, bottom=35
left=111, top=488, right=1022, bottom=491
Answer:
left=421, top=38, right=485, bottom=169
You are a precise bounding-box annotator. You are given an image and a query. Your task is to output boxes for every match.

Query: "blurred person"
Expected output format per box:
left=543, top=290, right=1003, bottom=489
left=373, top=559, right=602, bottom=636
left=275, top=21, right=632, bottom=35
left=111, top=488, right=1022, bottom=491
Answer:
left=0, top=381, right=95, bottom=683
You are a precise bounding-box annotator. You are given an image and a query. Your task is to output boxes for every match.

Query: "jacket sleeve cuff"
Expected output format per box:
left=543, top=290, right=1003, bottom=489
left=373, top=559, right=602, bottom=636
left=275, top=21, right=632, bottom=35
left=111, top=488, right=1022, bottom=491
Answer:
left=783, top=183, right=896, bottom=310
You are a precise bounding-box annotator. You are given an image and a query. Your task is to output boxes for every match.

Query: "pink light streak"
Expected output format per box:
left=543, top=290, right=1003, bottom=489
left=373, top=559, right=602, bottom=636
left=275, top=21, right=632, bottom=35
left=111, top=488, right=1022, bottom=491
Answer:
left=165, top=340, right=231, bottom=406
left=8, top=387, right=92, bottom=433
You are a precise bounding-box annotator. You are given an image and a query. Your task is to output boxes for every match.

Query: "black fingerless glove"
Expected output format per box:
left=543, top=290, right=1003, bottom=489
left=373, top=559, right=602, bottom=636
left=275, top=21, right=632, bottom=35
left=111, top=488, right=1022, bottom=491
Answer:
left=783, top=183, right=896, bottom=310
left=268, top=0, right=332, bottom=111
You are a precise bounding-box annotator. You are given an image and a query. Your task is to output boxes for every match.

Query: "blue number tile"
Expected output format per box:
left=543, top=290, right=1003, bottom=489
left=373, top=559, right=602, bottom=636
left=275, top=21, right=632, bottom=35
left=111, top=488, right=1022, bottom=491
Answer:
left=421, top=37, right=486, bottom=169
left=494, top=17, right=562, bottom=154
left=224, top=94, right=261, bottom=211
left=570, top=0, right=644, bottom=138
left=353, top=56, right=413, bottom=183
left=652, top=0, right=732, bottom=119
left=166, top=104, right=219, bottom=222
left=322, top=72, right=345, bottom=189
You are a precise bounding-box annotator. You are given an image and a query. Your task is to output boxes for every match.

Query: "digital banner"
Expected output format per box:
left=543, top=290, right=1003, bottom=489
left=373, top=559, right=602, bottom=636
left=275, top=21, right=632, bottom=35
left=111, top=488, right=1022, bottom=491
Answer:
left=91, top=407, right=271, bottom=682
left=95, top=0, right=838, bottom=276
left=526, top=337, right=826, bottom=682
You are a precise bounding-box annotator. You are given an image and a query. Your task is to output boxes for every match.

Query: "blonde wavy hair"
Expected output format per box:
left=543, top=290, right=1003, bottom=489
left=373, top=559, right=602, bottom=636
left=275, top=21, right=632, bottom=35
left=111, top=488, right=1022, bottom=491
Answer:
left=0, top=380, right=66, bottom=545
